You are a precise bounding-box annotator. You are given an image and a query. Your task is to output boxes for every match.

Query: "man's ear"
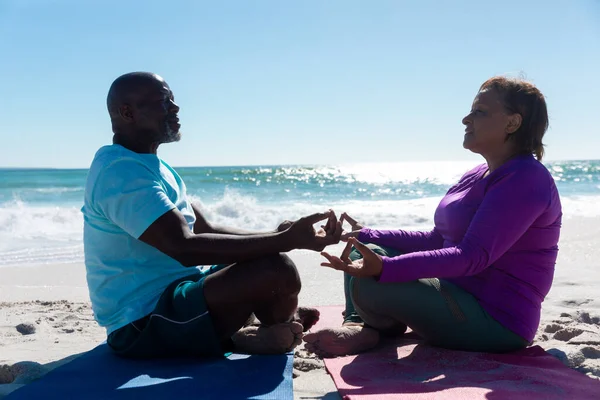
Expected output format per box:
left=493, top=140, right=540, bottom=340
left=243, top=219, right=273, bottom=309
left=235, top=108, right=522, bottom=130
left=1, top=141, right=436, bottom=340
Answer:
left=118, top=104, right=134, bottom=122
left=506, top=113, right=522, bottom=134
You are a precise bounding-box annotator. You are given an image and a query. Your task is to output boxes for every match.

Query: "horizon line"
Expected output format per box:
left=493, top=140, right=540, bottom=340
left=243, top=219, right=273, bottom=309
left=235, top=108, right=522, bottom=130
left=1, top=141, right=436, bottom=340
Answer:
left=1, top=157, right=599, bottom=171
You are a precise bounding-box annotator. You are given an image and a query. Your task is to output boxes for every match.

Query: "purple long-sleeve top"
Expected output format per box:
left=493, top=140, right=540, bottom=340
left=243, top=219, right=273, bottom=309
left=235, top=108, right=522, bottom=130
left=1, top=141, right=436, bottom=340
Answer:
left=358, top=154, right=562, bottom=342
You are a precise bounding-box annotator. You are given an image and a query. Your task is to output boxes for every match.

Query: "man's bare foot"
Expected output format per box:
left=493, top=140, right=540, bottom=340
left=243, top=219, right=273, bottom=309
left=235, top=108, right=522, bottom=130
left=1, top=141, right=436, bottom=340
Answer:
left=296, top=307, right=320, bottom=331
left=303, top=326, right=379, bottom=358
left=232, top=321, right=303, bottom=354
left=243, top=308, right=318, bottom=331
left=243, top=313, right=258, bottom=327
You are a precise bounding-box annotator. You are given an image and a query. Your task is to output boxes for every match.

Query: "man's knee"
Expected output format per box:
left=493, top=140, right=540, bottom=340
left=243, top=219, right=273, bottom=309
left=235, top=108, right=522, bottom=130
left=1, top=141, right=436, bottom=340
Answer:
left=261, top=253, right=301, bottom=296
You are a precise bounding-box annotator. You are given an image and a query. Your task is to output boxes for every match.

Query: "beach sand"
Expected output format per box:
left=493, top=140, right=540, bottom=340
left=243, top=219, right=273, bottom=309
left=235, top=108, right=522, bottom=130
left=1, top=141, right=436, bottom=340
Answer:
left=0, top=216, right=599, bottom=398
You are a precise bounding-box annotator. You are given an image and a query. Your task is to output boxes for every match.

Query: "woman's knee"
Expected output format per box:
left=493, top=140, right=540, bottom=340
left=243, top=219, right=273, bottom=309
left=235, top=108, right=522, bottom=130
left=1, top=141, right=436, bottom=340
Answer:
left=351, top=277, right=407, bottom=333
left=350, top=276, right=380, bottom=310
left=349, top=244, right=387, bottom=262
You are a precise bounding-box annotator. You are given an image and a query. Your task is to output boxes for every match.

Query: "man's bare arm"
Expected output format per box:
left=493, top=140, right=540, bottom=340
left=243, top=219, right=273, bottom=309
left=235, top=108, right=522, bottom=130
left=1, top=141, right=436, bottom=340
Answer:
left=139, top=208, right=337, bottom=267
left=192, top=203, right=284, bottom=235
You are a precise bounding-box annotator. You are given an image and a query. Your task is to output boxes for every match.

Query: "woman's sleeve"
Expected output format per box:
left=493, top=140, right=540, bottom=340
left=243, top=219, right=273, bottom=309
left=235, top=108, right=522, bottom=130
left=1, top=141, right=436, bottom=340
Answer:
left=377, top=168, right=553, bottom=282
left=357, top=165, right=483, bottom=253
left=358, top=228, right=444, bottom=252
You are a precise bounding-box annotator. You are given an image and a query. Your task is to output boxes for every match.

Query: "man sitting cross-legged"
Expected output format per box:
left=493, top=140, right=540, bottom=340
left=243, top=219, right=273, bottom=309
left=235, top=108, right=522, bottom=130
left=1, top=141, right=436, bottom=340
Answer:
left=82, top=71, right=341, bottom=358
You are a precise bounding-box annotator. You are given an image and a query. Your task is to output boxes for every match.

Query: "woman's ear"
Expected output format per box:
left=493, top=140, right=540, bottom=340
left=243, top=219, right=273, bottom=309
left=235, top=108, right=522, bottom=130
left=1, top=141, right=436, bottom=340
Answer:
left=506, top=113, right=522, bottom=134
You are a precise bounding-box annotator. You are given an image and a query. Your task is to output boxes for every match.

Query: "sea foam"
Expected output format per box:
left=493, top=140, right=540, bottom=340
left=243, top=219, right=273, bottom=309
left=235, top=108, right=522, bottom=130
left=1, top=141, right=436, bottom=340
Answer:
left=0, top=190, right=598, bottom=267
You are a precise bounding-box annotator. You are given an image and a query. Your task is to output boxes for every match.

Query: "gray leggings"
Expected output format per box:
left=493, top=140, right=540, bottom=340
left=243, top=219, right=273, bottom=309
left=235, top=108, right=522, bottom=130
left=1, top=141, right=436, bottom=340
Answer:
left=344, top=244, right=529, bottom=353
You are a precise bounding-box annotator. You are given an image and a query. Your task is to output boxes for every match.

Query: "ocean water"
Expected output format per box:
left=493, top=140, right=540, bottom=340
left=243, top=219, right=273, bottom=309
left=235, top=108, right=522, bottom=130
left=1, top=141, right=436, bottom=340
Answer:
left=1, top=160, right=599, bottom=267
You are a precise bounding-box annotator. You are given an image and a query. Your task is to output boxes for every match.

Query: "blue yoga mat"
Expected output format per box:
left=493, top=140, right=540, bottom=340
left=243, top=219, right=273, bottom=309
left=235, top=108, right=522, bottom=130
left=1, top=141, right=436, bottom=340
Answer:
left=7, top=343, right=293, bottom=399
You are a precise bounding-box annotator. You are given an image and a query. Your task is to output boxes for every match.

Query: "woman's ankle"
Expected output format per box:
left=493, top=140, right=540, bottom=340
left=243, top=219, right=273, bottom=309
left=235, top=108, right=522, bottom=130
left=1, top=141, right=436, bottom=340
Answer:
left=343, top=313, right=364, bottom=326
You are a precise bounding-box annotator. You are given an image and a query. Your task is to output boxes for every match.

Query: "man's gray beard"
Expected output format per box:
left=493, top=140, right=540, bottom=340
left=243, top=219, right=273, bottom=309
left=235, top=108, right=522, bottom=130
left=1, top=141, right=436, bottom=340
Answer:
left=162, top=127, right=181, bottom=144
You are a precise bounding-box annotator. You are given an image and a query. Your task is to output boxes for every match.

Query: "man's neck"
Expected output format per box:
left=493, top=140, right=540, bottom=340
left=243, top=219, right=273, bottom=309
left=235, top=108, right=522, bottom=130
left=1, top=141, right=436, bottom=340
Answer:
left=113, top=134, right=159, bottom=154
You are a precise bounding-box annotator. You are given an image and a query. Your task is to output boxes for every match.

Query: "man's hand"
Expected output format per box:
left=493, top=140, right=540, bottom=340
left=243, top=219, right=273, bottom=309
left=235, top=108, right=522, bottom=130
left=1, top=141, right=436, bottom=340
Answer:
left=277, top=220, right=294, bottom=232
left=339, top=212, right=365, bottom=242
left=284, top=210, right=341, bottom=251
left=320, top=238, right=383, bottom=278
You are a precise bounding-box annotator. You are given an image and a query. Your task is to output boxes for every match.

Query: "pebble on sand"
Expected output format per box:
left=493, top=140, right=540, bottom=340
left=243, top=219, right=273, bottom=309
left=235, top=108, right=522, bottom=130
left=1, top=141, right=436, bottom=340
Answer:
left=15, top=323, right=36, bottom=335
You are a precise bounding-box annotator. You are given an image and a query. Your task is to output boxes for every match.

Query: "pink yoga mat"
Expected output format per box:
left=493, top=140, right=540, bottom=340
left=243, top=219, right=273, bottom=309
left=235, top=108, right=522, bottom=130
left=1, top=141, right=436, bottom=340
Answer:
left=314, top=306, right=599, bottom=400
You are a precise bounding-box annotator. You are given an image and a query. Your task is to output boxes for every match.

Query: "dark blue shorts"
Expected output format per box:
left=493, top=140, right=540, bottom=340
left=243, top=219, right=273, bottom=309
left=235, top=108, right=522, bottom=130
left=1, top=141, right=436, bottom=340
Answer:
left=107, top=265, right=230, bottom=359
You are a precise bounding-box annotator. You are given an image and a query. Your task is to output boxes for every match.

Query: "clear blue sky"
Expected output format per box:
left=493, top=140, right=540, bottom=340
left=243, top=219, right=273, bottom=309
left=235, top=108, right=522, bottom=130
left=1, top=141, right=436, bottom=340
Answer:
left=1, top=0, right=598, bottom=168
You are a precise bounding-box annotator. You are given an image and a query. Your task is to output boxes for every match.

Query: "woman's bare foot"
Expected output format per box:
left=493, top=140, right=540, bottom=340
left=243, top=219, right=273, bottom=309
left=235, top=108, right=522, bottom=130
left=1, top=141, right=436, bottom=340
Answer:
left=303, top=325, right=380, bottom=357
left=232, top=321, right=303, bottom=354
left=296, top=307, right=320, bottom=331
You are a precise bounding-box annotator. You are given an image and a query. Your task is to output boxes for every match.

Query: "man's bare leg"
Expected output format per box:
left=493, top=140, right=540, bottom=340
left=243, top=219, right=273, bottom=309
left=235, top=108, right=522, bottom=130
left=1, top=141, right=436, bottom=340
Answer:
left=203, top=253, right=317, bottom=354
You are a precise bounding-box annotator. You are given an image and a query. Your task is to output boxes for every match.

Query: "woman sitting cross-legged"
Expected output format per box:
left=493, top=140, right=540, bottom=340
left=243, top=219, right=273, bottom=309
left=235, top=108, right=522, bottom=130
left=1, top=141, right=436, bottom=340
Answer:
left=304, top=76, right=562, bottom=357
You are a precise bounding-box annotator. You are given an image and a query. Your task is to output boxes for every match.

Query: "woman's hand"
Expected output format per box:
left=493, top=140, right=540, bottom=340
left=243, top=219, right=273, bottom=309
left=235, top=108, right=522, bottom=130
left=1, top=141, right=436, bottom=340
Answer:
left=320, top=237, right=383, bottom=278
left=339, top=212, right=364, bottom=242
